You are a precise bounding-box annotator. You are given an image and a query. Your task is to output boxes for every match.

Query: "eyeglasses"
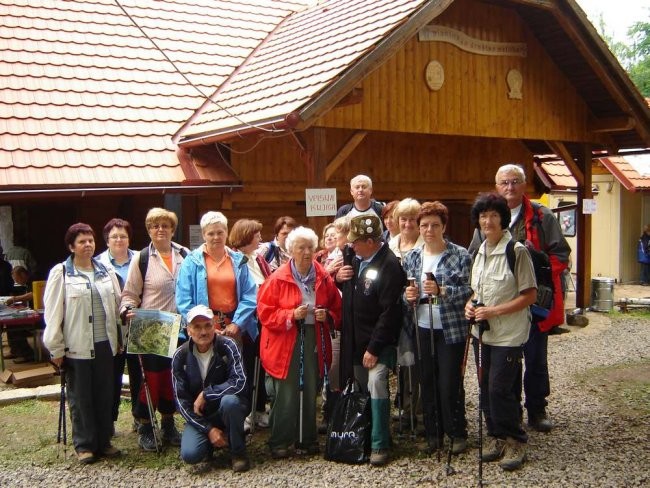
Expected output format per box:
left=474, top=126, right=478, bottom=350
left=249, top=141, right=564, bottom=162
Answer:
left=497, top=179, right=523, bottom=187
left=109, top=234, right=129, bottom=240
left=419, top=223, right=442, bottom=230
left=149, top=224, right=172, bottom=230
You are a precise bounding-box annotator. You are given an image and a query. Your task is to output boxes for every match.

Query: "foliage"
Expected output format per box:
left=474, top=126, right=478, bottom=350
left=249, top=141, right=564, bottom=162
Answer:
left=596, top=13, right=650, bottom=97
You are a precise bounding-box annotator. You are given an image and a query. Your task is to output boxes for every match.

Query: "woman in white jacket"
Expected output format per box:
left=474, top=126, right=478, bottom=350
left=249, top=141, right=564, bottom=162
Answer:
left=43, top=223, right=122, bottom=464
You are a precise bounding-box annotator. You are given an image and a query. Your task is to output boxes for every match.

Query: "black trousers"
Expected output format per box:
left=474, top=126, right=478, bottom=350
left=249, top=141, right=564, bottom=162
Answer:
left=416, top=328, right=467, bottom=441
left=111, top=350, right=143, bottom=421
left=514, top=322, right=550, bottom=415
left=66, top=341, right=114, bottom=453
left=473, top=340, right=527, bottom=443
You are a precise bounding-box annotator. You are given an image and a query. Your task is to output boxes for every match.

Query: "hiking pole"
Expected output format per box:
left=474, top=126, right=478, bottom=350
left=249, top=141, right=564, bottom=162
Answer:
left=425, top=272, right=441, bottom=461
left=137, top=353, right=163, bottom=453
left=408, top=277, right=421, bottom=440
left=317, top=308, right=330, bottom=433
left=445, top=324, right=472, bottom=476
left=396, top=364, right=403, bottom=438
left=249, top=354, right=261, bottom=435
left=56, top=363, right=67, bottom=459
left=298, top=318, right=305, bottom=450
left=473, top=300, right=489, bottom=488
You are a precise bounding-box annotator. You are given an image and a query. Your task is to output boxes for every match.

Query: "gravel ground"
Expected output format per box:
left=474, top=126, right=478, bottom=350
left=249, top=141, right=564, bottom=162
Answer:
left=1, top=314, right=648, bottom=488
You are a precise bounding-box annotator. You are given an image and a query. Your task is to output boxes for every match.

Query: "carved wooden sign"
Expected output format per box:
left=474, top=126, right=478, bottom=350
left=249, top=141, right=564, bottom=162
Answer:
left=418, top=25, right=527, bottom=57
left=425, top=60, right=445, bottom=91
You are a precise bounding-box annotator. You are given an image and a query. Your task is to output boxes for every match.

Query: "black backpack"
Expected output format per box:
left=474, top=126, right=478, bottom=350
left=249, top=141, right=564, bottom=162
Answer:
left=505, top=240, right=554, bottom=317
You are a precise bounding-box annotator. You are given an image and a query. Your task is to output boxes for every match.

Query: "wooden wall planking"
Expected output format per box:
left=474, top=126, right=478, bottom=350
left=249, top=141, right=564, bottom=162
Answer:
left=317, top=0, right=595, bottom=144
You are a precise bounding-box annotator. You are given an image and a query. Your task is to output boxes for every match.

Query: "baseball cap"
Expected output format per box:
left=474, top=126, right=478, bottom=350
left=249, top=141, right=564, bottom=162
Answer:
left=347, top=214, right=382, bottom=242
left=186, top=304, right=214, bottom=324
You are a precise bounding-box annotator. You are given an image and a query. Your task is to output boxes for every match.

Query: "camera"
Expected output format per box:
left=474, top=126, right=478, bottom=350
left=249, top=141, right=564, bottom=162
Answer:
left=469, top=299, right=490, bottom=332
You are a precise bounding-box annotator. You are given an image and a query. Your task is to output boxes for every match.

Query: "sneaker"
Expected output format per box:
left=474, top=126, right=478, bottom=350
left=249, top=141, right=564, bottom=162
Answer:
left=232, top=455, right=250, bottom=473
left=161, top=417, right=181, bottom=446
left=528, top=411, right=553, bottom=432
left=369, top=448, right=389, bottom=467
left=76, top=451, right=96, bottom=464
left=499, top=437, right=527, bottom=471
left=481, top=436, right=506, bottom=462
left=270, top=447, right=290, bottom=459
left=451, top=437, right=468, bottom=455
left=100, top=444, right=122, bottom=458
left=138, top=423, right=159, bottom=452
left=255, top=411, right=270, bottom=428
left=244, top=414, right=253, bottom=434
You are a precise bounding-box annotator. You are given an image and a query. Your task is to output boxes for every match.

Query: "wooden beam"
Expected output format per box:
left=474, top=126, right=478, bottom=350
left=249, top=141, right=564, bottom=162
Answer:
left=588, top=116, right=635, bottom=133
left=333, top=88, right=363, bottom=108
left=546, top=140, right=585, bottom=188
left=325, top=131, right=368, bottom=181
left=507, top=0, right=555, bottom=10
left=575, top=144, right=593, bottom=310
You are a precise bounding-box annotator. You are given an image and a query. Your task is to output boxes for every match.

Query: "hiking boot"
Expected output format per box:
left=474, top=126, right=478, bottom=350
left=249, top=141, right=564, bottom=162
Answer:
left=296, top=442, right=320, bottom=455
left=138, top=423, right=159, bottom=452
left=425, top=436, right=443, bottom=455
left=528, top=411, right=553, bottom=432
left=100, top=444, right=121, bottom=458
left=499, top=437, right=527, bottom=471
left=270, top=447, right=290, bottom=459
left=76, top=451, right=96, bottom=464
left=369, top=448, right=390, bottom=467
left=451, top=437, right=468, bottom=455
left=161, top=416, right=181, bottom=446
left=481, top=436, right=506, bottom=462
left=231, top=454, right=250, bottom=473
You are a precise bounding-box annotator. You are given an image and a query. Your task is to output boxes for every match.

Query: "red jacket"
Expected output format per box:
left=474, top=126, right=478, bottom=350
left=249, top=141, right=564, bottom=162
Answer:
left=522, top=196, right=570, bottom=331
left=257, top=260, right=342, bottom=380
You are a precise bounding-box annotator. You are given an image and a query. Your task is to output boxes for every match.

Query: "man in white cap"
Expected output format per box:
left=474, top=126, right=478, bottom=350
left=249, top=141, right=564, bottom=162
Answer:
left=171, top=305, right=250, bottom=472
left=336, top=214, right=406, bottom=467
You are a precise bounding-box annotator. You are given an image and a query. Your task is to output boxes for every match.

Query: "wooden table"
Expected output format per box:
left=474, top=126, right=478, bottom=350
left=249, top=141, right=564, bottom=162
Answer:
left=0, top=308, right=43, bottom=371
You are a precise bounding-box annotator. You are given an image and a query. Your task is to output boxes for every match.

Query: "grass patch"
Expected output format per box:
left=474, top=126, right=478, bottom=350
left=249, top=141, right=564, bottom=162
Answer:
left=608, top=308, right=650, bottom=319
left=575, top=360, right=650, bottom=419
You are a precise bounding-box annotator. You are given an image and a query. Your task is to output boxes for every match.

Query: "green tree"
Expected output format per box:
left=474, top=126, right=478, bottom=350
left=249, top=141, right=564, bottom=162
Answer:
left=596, top=13, right=650, bottom=97
left=627, top=20, right=650, bottom=97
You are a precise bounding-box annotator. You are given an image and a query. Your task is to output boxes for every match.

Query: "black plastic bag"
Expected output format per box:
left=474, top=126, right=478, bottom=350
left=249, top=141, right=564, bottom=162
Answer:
left=324, top=380, right=371, bottom=464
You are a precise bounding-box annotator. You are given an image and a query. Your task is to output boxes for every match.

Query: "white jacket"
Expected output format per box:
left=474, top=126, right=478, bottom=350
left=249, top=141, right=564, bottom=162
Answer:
left=43, top=257, right=122, bottom=360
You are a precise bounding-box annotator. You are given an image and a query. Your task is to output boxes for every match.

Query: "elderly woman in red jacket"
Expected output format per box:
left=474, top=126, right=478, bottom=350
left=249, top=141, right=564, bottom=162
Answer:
left=257, top=226, right=341, bottom=459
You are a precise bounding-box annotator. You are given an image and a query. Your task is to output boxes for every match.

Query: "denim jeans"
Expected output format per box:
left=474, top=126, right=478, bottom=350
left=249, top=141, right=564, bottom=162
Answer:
left=180, top=394, right=248, bottom=464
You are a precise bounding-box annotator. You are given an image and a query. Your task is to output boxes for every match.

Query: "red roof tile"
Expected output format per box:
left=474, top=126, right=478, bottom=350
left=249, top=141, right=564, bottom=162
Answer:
left=599, top=157, right=650, bottom=192
left=0, top=0, right=310, bottom=191
left=179, top=0, right=429, bottom=141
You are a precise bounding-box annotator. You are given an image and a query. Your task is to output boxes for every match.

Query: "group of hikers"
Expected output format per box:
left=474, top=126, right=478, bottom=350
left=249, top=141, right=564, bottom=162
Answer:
left=40, top=163, right=570, bottom=475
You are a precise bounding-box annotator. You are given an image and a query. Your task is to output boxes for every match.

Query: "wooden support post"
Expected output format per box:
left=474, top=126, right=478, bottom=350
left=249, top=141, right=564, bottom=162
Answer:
left=295, top=127, right=330, bottom=232
left=575, top=144, right=592, bottom=309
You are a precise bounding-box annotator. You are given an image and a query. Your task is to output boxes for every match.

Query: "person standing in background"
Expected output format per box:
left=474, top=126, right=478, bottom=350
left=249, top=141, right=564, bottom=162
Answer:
left=638, top=224, right=650, bottom=285
left=97, top=218, right=138, bottom=436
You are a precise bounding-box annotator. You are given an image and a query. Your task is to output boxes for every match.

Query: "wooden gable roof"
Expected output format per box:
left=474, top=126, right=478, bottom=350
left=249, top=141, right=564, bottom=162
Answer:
left=0, top=0, right=311, bottom=197
left=177, top=0, right=650, bottom=155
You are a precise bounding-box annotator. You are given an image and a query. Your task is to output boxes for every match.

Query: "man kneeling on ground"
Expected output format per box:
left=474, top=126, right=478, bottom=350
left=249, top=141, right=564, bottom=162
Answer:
left=172, top=305, right=250, bottom=472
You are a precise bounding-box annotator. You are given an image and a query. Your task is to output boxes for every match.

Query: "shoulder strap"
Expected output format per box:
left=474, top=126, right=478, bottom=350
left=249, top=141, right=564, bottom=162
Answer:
left=138, top=246, right=149, bottom=279
left=264, top=241, right=276, bottom=263
left=505, top=240, right=516, bottom=276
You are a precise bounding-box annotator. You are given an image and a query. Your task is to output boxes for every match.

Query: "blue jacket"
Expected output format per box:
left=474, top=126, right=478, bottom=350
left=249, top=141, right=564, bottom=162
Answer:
left=176, top=246, right=258, bottom=340
left=171, top=336, right=247, bottom=434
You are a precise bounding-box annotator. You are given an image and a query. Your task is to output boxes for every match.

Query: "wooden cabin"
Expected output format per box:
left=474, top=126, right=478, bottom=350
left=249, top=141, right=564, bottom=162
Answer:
left=1, top=0, right=650, bottom=306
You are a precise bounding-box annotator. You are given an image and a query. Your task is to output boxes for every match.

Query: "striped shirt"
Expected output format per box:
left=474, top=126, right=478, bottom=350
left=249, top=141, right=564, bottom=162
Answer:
left=120, top=242, right=187, bottom=313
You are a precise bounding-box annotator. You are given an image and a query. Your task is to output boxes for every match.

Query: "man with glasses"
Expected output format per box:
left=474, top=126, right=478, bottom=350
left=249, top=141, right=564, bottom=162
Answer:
left=469, top=164, right=570, bottom=433
left=335, top=214, right=406, bottom=467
